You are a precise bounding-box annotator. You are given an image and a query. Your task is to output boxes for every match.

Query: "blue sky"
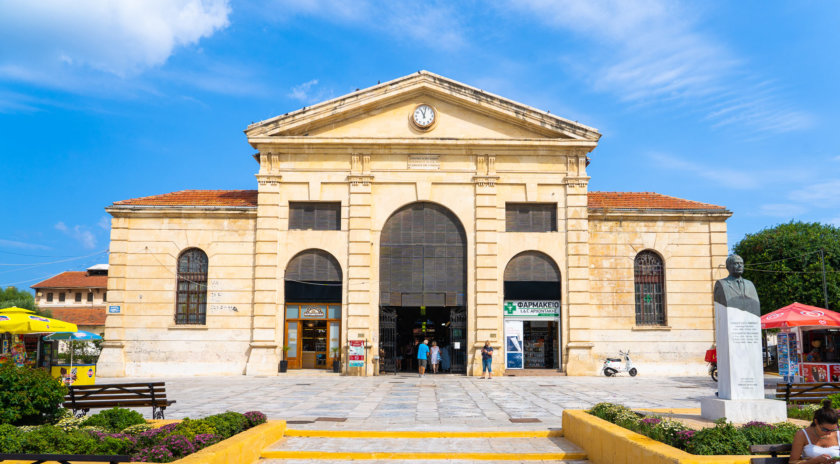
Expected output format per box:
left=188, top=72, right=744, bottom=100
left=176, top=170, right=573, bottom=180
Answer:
left=1, top=1, right=839, bottom=291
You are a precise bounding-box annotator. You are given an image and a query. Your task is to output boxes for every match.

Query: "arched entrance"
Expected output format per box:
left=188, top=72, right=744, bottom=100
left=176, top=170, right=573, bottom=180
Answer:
left=284, top=249, right=342, bottom=369
left=379, top=202, right=467, bottom=373
left=503, top=251, right=561, bottom=370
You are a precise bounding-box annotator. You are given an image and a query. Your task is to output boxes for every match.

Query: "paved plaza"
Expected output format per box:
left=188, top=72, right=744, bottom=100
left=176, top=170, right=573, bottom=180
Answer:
left=99, top=372, right=782, bottom=430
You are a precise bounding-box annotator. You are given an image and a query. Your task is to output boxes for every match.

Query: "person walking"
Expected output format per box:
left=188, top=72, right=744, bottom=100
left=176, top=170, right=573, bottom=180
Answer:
left=481, top=341, right=494, bottom=379
left=417, top=338, right=430, bottom=377
left=430, top=341, right=440, bottom=374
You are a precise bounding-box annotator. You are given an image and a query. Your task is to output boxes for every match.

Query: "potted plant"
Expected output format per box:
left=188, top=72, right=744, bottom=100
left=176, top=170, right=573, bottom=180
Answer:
left=331, top=347, right=341, bottom=373
left=279, top=345, right=290, bottom=373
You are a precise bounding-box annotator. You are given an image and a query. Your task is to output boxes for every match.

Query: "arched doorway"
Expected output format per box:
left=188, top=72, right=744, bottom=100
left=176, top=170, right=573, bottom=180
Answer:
left=284, top=249, right=342, bottom=369
left=379, top=202, right=467, bottom=373
left=503, top=251, right=561, bottom=370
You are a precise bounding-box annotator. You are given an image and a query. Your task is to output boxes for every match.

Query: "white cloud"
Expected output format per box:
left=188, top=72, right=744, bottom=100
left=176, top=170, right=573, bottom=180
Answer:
left=759, top=203, right=807, bottom=218
left=97, top=216, right=111, bottom=231
left=0, top=0, right=230, bottom=85
left=789, top=180, right=840, bottom=206
left=54, top=222, right=97, bottom=249
left=268, top=0, right=465, bottom=50
left=505, top=0, right=812, bottom=134
left=0, top=238, right=50, bottom=250
left=648, top=152, right=760, bottom=190
left=288, top=79, right=320, bottom=103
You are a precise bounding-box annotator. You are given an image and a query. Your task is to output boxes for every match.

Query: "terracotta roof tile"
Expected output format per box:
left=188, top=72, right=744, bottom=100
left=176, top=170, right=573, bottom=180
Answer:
left=31, top=272, right=108, bottom=289
left=44, top=307, right=107, bottom=326
left=113, top=190, right=258, bottom=207
left=588, top=191, right=726, bottom=211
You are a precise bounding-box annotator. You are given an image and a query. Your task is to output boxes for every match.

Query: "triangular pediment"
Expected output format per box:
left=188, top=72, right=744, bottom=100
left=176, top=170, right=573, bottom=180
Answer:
left=245, top=71, right=600, bottom=142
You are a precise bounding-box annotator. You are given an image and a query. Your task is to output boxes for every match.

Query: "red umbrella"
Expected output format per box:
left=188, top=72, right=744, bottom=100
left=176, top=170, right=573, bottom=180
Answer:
left=761, top=302, right=840, bottom=329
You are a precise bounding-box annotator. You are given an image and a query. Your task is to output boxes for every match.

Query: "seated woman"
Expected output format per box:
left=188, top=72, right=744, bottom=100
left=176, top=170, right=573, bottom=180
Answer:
left=790, top=399, right=840, bottom=463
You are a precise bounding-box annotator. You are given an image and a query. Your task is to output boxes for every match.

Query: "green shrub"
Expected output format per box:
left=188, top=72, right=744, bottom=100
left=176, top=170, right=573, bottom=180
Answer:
left=788, top=403, right=820, bottom=420
left=0, top=424, right=24, bottom=453
left=168, top=418, right=218, bottom=440
left=121, top=423, right=154, bottom=434
left=687, top=419, right=750, bottom=455
left=54, top=415, right=86, bottom=431
left=738, top=421, right=799, bottom=445
left=640, top=417, right=690, bottom=449
left=0, top=362, right=67, bottom=425
left=202, top=412, right=247, bottom=439
left=81, top=407, right=146, bottom=433
left=827, top=394, right=840, bottom=410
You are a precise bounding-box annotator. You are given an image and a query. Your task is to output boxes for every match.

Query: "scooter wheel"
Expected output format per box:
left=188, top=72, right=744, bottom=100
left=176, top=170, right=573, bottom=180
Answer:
left=604, top=368, right=617, bottom=377
left=711, top=368, right=718, bottom=382
left=629, top=368, right=637, bottom=377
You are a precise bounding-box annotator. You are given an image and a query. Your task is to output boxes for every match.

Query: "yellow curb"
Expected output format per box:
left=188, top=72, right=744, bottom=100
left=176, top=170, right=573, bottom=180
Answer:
left=283, top=429, right=563, bottom=438
left=260, top=450, right=587, bottom=460
left=171, top=420, right=286, bottom=464
left=562, top=409, right=769, bottom=464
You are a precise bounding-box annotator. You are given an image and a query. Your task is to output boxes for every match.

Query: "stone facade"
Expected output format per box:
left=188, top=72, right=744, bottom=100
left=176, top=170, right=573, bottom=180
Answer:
left=97, top=71, right=731, bottom=377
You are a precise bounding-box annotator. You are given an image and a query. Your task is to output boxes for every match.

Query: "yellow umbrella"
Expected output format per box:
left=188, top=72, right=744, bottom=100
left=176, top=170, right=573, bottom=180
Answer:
left=0, top=307, right=78, bottom=334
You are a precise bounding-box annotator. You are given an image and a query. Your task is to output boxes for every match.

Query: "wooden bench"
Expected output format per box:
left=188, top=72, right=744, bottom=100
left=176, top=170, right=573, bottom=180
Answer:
left=749, top=444, right=792, bottom=464
left=64, top=382, right=175, bottom=419
left=776, top=381, right=840, bottom=403
left=0, top=453, right=131, bottom=463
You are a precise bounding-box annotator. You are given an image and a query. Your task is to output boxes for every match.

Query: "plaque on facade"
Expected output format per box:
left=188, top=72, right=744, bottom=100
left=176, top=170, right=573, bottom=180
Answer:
left=407, top=154, right=440, bottom=170
left=301, top=305, right=326, bottom=318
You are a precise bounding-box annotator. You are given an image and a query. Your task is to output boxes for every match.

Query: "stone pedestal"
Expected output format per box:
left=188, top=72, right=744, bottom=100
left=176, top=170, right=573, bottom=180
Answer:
left=700, top=397, right=787, bottom=423
left=701, top=303, right=785, bottom=422
left=245, top=343, right=279, bottom=376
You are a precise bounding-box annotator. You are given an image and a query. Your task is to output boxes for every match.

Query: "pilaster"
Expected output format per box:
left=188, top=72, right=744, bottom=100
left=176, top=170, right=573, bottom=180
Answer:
left=347, top=154, right=373, bottom=376
left=96, top=216, right=127, bottom=377
left=473, top=154, right=500, bottom=376
left=245, top=160, right=282, bottom=375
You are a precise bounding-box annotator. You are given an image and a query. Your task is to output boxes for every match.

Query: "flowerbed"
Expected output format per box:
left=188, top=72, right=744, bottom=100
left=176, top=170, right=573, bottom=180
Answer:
left=0, top=407, right=267, bottom=462
left=589, top=402, right=798, bottom=455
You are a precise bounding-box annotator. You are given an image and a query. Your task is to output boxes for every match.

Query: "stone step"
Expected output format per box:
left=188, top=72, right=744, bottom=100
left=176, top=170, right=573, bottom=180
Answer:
left=261, top=436, right=587, bottom=461
left=259, top=460, right=590, bottom=463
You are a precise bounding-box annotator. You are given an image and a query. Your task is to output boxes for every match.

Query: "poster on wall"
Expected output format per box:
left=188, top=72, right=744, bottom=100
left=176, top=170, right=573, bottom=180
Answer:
left=348, top=340, right=365, bottom=367
left=504, top=320, right=523, bottom=369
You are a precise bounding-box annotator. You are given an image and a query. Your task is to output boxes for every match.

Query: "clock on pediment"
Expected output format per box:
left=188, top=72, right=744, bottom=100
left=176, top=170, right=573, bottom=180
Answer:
left=410, top=104, right=436, bottom=130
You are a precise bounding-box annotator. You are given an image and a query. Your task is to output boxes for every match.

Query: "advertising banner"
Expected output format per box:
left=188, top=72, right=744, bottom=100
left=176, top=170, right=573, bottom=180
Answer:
left=348, top=340, right=365, bottom=367
left=505, top=320, right=523, bottom=369
left=503, top=301, right=560, bottom=317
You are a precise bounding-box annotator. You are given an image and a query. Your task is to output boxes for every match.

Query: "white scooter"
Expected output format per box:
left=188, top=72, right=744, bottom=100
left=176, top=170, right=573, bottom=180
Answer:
left=602, top=350, right=638, bottom=377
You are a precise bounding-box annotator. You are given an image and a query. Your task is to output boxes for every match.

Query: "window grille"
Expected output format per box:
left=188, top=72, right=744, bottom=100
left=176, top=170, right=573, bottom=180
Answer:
left=289, top=202, right=341, bottom=230
left=505, top=203, right=557, bottom=232
left=634, top=250, right=666, bottom=326
left=175, top=248, right=208, bottom=325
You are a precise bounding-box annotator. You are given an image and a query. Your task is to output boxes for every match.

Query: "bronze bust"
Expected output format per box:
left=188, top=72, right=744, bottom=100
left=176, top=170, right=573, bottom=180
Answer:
left=714, top=254, right=760, bottom=317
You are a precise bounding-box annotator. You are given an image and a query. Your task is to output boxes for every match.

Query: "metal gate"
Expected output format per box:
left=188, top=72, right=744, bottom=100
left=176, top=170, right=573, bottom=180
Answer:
left=449, top=306, right=467, bottom=373
left=379, top=306, right=398, bottom=373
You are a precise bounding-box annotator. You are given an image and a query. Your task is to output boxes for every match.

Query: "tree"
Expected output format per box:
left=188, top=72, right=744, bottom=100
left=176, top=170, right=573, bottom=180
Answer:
left=733, top=221, right=840, bottom=315
left=0, top=286, right=51, bottom=317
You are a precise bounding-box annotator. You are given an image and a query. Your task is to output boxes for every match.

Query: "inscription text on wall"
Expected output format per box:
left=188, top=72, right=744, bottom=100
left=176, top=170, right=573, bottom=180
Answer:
left=408, top=154, right=440, bottom=170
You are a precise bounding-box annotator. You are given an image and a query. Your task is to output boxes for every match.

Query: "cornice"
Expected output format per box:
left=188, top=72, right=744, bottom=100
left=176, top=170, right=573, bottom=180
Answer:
left=249, top=137, right=598, bottom=154
left=106, top=206, right=257, bottom=218
left=245, top=71, right=601, bottom=141
left=588, top=208, right=732, bottom=220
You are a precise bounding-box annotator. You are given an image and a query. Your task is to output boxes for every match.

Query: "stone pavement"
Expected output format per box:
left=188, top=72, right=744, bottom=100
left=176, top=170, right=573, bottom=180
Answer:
left=94, top=372, right=772, bottom=430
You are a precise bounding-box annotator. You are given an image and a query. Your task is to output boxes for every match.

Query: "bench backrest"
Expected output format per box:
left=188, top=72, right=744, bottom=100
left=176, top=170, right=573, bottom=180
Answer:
left=776, top=382, right=840, bottom=403
left=749, top=444, right=792, bottom=464
left=65, top=382, right=170, bottom=408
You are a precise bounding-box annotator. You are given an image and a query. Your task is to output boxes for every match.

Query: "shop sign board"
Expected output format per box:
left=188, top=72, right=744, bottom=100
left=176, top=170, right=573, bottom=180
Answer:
left=503, top=301, right=560, bottom=317
left=301, top=305, right=326, bottom=319
left=348, top=340, right=365, bottom=367
left=504, top=320, right=523, bottom=369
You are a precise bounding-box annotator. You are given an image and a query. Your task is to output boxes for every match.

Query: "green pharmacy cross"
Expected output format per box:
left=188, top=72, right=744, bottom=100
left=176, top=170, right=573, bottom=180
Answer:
left=644, top=294, right=653, bottom=303
left=504, top=302, right=516, bottom=315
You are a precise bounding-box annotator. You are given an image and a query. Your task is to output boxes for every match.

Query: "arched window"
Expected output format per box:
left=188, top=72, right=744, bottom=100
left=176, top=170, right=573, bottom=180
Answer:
left=284, top=249, right=342, bottom=303
left=176, top=248, right=208, bottom=324
left=634, top=250, right=666, bottom=326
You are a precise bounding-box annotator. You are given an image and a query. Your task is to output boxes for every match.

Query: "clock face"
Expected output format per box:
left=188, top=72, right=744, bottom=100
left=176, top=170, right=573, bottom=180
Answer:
left=412, top=104, right=435, bottom=128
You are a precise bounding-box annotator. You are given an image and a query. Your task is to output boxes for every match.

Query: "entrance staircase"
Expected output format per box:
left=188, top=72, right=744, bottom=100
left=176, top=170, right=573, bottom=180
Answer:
left=253, top=428, right=590, bottom=463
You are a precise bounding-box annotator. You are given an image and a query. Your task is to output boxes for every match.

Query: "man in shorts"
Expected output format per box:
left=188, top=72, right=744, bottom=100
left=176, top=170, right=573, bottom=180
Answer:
left=417, top=339, right=430, bottom=378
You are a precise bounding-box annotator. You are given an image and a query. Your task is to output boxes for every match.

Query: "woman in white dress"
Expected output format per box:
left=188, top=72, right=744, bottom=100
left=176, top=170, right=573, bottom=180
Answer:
left=790, top=399, right=840, bottom=463
left=430, top=341, right=440, bottom=374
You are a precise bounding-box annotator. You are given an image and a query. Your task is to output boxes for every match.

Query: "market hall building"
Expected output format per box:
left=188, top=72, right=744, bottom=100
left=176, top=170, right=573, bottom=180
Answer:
left=96, top=71, right=731, bottom=378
